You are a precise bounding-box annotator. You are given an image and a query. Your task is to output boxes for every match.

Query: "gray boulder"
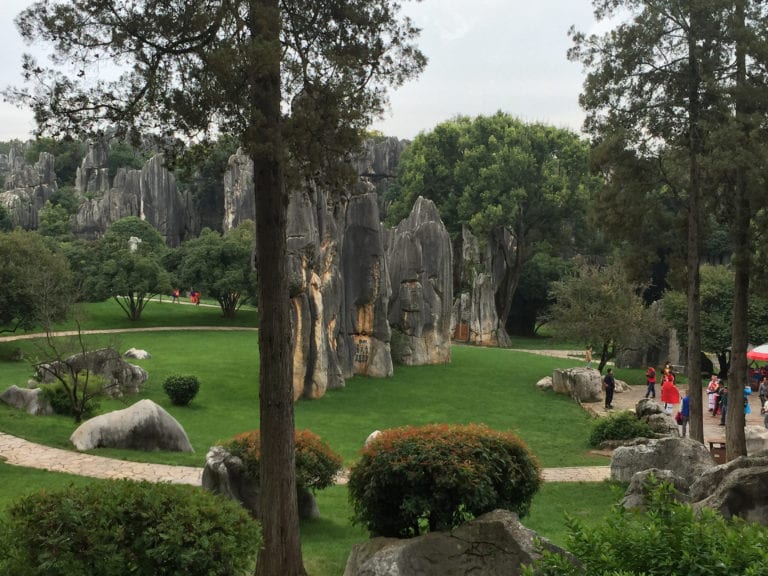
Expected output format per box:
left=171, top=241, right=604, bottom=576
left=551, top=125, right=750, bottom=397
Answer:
left=611, top=437, right=714, bottom=486
left=343, top=509, right=576, bottom=576
left=386, top=196, right=453, bottom=366
left=691, top=459, right=768, bottom=524
left=123, top=348, right=151, bottom=360
left=552, top=367, right=603, bottom=402
left=621, top=468, right=691, bottom=510
left=644, top=412, right=680, bottom=437
left=37, top=348, right=148, bottom=398
left=635, top=398, right=665, bottom=418
left=70, top=399, right=193, bottom=452
left=202, top=445, right=319, bottom=520
left=746, top=426, right=768, bottom=455
left=689, top=455, right=768, bottom=503
left=0, top=385, right=53, bottom=416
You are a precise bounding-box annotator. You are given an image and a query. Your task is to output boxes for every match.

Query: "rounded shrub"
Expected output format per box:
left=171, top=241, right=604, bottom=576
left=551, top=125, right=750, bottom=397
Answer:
left=222, top=428, right=343, bottom=492
left=589, top=411, right=654, bottom=447
left=0, top=481, right=261, bottom=576
left=162, top=374, right=200, bottom=406
left=347, top=423, right=542, bottom=538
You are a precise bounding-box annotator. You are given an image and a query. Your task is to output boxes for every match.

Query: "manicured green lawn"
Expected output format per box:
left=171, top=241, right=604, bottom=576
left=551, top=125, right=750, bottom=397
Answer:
left=0, top=302, right=624, bottom=575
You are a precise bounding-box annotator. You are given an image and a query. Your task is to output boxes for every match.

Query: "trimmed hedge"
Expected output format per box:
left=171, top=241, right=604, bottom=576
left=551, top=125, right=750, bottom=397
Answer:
left=0, top=480, right=261, bottom=576
left=222, top=428, right=343, bottom=492
left=589, top=411, right=654, bottom=447
left=347, top=423, right=542, bottom=538
left=162, top=374, right=200, bottom=406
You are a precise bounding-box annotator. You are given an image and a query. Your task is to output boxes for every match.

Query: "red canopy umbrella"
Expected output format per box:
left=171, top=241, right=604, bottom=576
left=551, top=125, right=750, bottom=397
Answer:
left=747, top=344, right=768, bottom=361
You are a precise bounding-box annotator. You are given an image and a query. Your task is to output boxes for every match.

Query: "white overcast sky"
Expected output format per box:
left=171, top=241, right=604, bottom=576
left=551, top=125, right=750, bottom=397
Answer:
left=0, top=0, right=601, bottom=142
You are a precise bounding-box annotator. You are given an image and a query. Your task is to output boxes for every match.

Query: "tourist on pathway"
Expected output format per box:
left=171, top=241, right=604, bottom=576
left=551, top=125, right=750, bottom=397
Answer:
left=719, top=385, right=729, bottom=426
left=759, top=377, right=768, bottom=414
left=660, top=373, right=680, bottom=415
left=603, top=368, right=616, bottom=410
left=707, top=374, right=719, bottom=412
left=585, top=346, right=593, bottom=369
left=679, top=389, right=690, bottom=437
left=645, top=365, right=656, bottom=399
left=172, top=288, right=180, bottom=303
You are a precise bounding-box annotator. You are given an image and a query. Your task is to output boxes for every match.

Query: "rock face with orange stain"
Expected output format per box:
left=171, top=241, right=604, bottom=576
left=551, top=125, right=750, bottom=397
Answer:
left=385, top=196, right=453, bottom=366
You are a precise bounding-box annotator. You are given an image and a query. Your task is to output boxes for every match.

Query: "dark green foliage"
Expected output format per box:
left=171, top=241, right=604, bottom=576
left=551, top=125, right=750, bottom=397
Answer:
left=0, top=204, right=14, bottom=231
left=348, top=423, right=542, bottom=538
left=0, top=480, right=261, bottom=576
left=223, top=429, right=343, bottom=493
left=23, top=137, right=85, bottom=187
left=0, top=229, right=74, bottom=331
left=107, top=141, right=146, bottom=177
left=162, top=374, right=200, bottom=406
left=39, top=380, right=99, bottom=420
left=524, top=480, right=768, bottom=576
left=588, top=411, right=654, bottom=447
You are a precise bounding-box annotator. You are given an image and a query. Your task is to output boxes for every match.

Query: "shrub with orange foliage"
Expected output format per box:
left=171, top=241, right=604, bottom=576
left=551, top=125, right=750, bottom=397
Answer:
left=347, top=423, right=542, bottom=538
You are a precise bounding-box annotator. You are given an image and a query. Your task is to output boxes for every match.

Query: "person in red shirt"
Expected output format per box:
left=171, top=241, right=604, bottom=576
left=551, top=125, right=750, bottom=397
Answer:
left=644, top=366, right=657, bottom=399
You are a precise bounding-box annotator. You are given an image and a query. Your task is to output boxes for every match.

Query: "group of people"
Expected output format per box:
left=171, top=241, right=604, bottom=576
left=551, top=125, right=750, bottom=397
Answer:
left=171, top=288, right=201, bottom=305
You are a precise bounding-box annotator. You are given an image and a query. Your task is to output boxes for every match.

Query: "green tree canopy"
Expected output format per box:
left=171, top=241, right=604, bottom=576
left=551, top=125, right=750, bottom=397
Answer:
left=548, top=259, right=667, bottom=373
left=174, top=223, right=257, bottom=318
left=388, top=113, right=601, bottom=328
left=23, top=137, right=84, bottom=187
left=86, top=217, right=169, bottom=321
left=0, top=229, right=74, bottom=332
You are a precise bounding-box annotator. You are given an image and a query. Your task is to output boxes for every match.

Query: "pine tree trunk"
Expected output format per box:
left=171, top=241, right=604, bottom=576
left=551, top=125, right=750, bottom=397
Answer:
left=686, top=6, right=704, bottom=443
left=726, top=0, right=749, bottom=460
left=250, top=1, right=306, bottom=574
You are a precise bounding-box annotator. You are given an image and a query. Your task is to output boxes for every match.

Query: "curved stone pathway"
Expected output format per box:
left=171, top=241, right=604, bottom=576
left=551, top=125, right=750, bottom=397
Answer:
left=0, top=431, right=610, bottom=484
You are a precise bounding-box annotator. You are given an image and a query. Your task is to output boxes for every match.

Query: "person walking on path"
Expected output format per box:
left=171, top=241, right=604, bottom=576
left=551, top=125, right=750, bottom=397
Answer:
left=585, top=346, right=593, bottom=369
left=680, top=389, right=691, bottom=437
left=645, top=366, right=657, bottom=399
left=759, top=377, right=768, bottom=414
left=661, top=373, right=681, bottom=415
left=603, top=368, right=616, bottom=409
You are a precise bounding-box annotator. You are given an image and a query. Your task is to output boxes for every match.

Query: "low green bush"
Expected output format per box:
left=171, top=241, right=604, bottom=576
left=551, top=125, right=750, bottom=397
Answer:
left=162, top=374, right=200, bottom=406
left=222, top=428, right=343, bottom=492
left=0, top=480, right=261, bottom=576
left=347, top=423, right=542, bottom=538
left=524, top=479, right=768, bottom=575
left=39, top=380, right=99, bottom=420
left=589, top=411, right=654, bottom=447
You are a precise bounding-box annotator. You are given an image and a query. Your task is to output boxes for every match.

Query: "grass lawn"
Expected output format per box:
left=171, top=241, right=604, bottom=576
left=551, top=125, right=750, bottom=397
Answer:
left=0, top=301, right=624, bottom=575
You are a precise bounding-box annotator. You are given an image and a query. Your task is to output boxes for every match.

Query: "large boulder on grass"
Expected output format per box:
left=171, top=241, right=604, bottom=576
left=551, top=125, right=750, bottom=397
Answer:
left=690, top=457, right=768, bottom=525
left=0, top=385, right=53, bottom=416
left=69, top=399, right=193, bottom=452
left=343, top=509, right=577, bottom=576
left=551, top=367, right=603, bottom=402
left=611, top=437, right=715, bottom=487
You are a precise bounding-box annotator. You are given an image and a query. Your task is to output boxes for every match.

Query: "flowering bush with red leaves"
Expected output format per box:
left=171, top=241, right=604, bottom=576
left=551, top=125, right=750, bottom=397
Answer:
left=222, top=429, right=343, bottom=492
left=347, top=423, right=542, bottom=538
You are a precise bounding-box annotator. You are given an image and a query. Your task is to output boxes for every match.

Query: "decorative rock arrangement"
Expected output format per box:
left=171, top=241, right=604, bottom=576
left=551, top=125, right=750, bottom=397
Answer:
left=343, top=509, right=576, bottom=576
left=0, top=385, right=53, bottom=416
left=37, top=348, right=148, bottom=398
left=69, top=399, right=193, bottom=452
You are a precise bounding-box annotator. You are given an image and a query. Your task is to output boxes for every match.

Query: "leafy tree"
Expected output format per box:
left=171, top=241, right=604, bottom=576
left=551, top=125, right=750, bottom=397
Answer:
left=23, top=137, right=84, bottom=186
left=8, top=2, right=425, bottom=573
left=547, top=259, right=667, bottom=373
left=107, top=141, right=146, bottom=177
left=388, top=113, right=601, bottom=332
left=48, top=185, right=81, bottom=214
left=38, top=201, right=73, bottom=242
left=663, top=265, right=768, bottom=377
left=176, top=223, right=257, bottom=319
left=0, top=229, right=74, bottom=333
left=0, top=204, right=12, bottom=232
left=507, top=251, right=572, bottom=336
left=569, top=0, right=735, bottom=443
left=87, top=217, right=170, bottom=321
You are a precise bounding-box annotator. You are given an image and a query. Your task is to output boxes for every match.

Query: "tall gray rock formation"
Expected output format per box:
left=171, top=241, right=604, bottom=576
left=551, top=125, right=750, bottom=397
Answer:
left=352, top=137, right=408, bottom=219
left=385, top=196, right=452, bottom=365
left=0, top=142, right=56, bottom=229
left=452, top=225, right=513, bottom=347
left=73, top=150, right=195, bottom=246
left=222, top=148, right=254, bottom=233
